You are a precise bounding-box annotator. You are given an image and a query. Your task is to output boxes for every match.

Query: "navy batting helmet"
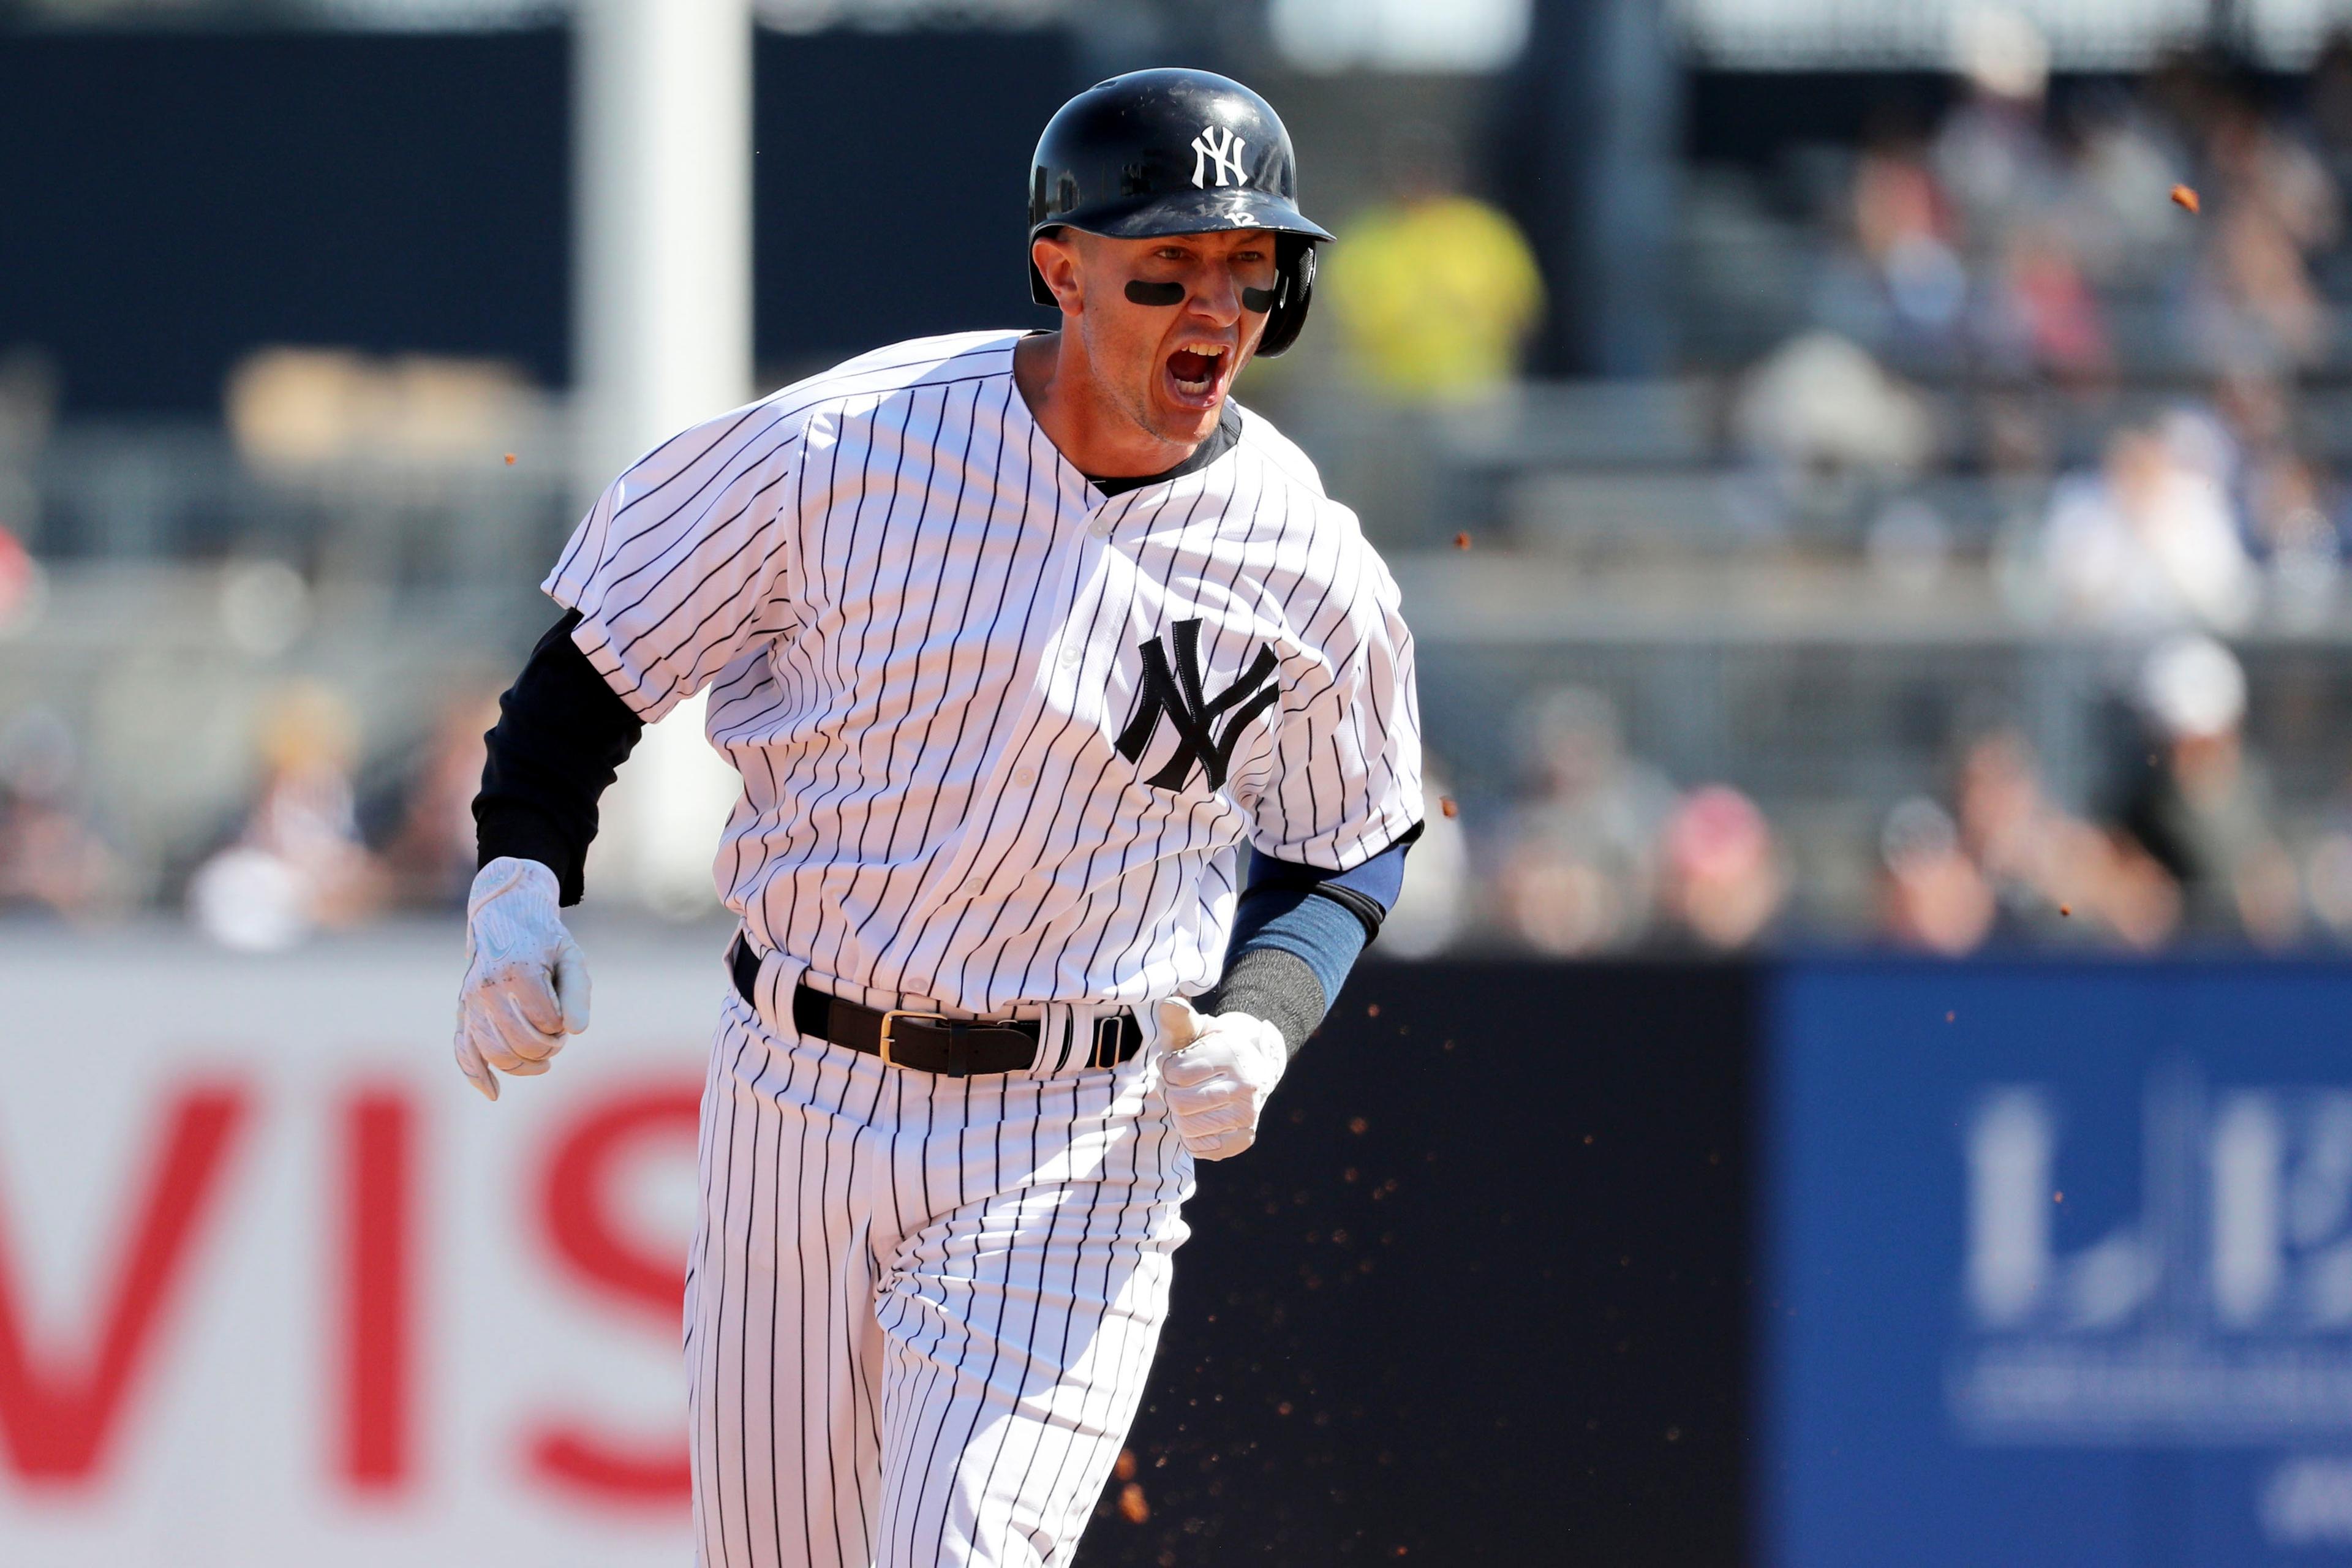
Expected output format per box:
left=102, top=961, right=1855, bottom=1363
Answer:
left=1027, top=68, right=1332, bottom=358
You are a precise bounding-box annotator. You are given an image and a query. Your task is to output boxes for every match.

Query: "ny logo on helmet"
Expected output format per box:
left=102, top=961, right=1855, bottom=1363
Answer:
left=1191, top=125, right=1248, bottom=189
left=1115, top=619, right=1280, bottom=792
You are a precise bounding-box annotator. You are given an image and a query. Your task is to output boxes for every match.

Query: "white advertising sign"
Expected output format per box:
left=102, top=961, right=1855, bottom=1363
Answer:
left=0, top=922, right=728, bottom=1567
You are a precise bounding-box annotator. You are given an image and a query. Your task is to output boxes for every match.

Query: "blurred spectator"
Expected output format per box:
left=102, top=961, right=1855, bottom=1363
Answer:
left=2242, top=449, right=2345, bottom=628
left=365, top=688, right=500, bottom=910
left=1984, top=217, right=2111, bottom=382
left=2193, top=198, right=2332, bottom=372
left=1953, top=726, right=2176, bottom=949
left=0, top=708, right=124, bottom=920
left=189, top=681, right=384, bottom=951
left=1379, top=758, right=1471, bottom=959
left=1934, top=5, right=2058, bottom=254
left=2214, top=368, right=2293, bottom=462
left=1817, top=8, right=2138, bottom=384
left=0, top=523, right=43, bottom=636
left=2060, top=87, right=2194, bottom=290
left=1826, top=129, right=1967, bottom=349
left=1659, top=784, right=1784, bottom=951
left=2119, top=635, right=2302, bottom=946
left=1732, top=332, right=1935, bottom=524
left=2188, top=97, right=2341, bottom=373
left=1879, top=796, right=1997, bottom=955
left=2039, top=420, right=2256, bottom=633
left=1735, top=332, right=1934, bottom=475
left=1493, top=688, right=1675, bottom=956
left=2217, top=96, right=2341, bottom=257
left=1326, top=126, right=1544, bottom=404
left=2197, top=372, right=2346, bottom=627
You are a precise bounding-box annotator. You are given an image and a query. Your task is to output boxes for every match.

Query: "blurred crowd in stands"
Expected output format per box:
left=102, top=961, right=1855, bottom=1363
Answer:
left=0, top=682, right=494, bottom=947
left=1371, top=22, right=2352, bottom=957
left=1460, top=631, right=2338, bottom=959
left=18, top=19, right=2352, bottom=959
left=1826, top=15, right=2352, bottom=389
left=7, top=633, right=2351, bottom=960
left=1741, top=21, right=2352, bottom=624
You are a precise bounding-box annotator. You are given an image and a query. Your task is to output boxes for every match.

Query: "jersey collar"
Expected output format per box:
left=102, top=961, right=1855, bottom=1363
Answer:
left=1083, top=402, right=1243, bottom=499
left=997, top=336, right=1244, bottom=516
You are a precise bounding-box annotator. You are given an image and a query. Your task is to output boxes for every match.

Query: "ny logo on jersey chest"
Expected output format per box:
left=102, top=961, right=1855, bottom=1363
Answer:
left=1191, top=125, right=1248, bottom=189
left=1115, top=619, right=1280, bottom=792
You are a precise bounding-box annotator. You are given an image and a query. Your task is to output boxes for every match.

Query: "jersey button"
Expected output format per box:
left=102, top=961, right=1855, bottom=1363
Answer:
left=1014, top=766, right=1036, bottom=787
left=1060, top=644, right=1082, bottom=668
left=1087, top=517, right=1114, bottom=539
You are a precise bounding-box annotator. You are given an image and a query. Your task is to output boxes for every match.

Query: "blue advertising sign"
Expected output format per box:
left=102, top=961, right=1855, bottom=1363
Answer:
left=1766, top=961, right=2352, bottom=1567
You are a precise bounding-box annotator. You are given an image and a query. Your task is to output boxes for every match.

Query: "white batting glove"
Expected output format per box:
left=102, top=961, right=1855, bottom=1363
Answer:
left=453, top=857, right=590, bottom=1101
left=1156, top=998, right=1289, bottom=1161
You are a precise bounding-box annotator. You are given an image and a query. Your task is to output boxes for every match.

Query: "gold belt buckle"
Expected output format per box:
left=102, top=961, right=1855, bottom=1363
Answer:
left=876, top=1008, right=950, bottom=1068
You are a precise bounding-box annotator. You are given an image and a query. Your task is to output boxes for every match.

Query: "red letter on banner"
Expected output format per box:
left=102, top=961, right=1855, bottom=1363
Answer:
left=527, top=1084, right=699, bottom=1504
left=0, top=1084, right=249, bottom=1485
left=339, top=1088, right=414, bottom=1493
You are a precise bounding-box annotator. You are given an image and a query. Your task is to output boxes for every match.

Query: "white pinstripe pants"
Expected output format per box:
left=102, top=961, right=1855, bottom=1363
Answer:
left=687, top=977, right=1194, bottom=1568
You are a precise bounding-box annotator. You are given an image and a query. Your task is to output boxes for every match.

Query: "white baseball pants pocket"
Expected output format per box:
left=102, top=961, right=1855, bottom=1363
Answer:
left=686, top=990, right=1193, bottom=1568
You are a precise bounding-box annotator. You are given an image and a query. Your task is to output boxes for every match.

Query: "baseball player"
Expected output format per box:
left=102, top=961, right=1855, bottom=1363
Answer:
left=456, top=68, right=1422, bottom=1567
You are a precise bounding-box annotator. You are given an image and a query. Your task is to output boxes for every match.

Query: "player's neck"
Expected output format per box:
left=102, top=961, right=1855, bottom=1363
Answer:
left=1014, top=331, right=1202, bottom=480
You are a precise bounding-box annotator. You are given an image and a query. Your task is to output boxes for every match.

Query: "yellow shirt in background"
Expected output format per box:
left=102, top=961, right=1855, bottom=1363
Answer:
left=1327, top=194, right=1546, bottom=402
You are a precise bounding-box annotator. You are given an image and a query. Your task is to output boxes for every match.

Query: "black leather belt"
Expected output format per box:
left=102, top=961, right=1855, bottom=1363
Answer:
left=729, top=936, right=1142, bottom=1076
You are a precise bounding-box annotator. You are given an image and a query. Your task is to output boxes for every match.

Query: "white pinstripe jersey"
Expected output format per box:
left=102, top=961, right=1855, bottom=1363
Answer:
left=546, top=330, right=1422, bottom=1016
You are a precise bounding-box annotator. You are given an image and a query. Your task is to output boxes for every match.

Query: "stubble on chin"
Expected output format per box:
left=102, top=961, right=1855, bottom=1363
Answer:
left=1079, top=317, right=1192, bottom=450
left=1147, top=400, right=1219, bottom=448
left=1131, top=369, right=1222, bottom=447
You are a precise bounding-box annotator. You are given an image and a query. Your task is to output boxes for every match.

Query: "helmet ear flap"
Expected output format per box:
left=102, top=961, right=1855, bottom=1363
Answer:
left=1256, top=237, right=1316, bottom=358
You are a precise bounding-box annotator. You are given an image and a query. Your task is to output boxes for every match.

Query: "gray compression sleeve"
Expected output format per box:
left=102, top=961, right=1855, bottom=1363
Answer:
left=1197, top=945, right=1334, bottom=1060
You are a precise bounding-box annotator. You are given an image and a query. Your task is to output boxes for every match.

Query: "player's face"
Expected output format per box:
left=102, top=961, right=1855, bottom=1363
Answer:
left=1057, top=228, right=1278, bottom=447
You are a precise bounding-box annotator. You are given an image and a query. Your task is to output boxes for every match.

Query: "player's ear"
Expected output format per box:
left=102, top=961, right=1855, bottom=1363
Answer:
left=1031, top=233, right=1084, bottom=317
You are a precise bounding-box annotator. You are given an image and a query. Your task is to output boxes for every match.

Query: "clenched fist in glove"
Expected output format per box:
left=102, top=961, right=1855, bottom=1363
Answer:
left=1156, top=998, right=1289, bottom=1161
left=453, top=857, right=591, bottom=1101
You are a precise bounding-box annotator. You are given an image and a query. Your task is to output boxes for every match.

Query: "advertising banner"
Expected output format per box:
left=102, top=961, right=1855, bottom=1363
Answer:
left=0, top=924, right=717, bottom=1567
left=0, top=942, right=1757, bottom=1567
left=1768, top=960, right=2352, bottom=1567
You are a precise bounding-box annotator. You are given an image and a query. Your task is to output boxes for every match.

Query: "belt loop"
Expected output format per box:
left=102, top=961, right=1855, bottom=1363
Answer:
left=758, top=948, right=783, bottom=1034
left=731, top=930, right=808, bottom=1042
left=1046, top=1005, right=1098, bottom=1078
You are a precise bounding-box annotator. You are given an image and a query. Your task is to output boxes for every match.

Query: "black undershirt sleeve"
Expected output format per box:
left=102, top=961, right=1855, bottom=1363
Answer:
left=472, top=609, right=647, bottom=906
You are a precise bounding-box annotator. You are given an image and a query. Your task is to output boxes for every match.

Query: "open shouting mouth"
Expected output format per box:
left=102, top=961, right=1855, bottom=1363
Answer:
left=1164, top=342, right=1232, bottom=410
